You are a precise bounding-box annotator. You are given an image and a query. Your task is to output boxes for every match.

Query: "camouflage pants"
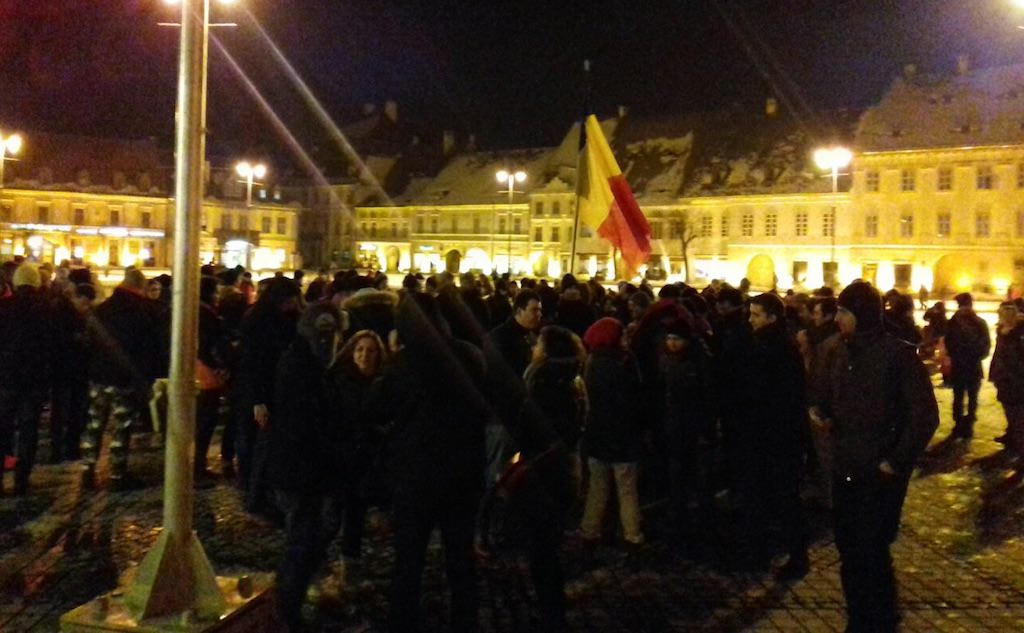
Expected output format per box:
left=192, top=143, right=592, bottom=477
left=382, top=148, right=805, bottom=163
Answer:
left=81, top=383, right=139, bottom=478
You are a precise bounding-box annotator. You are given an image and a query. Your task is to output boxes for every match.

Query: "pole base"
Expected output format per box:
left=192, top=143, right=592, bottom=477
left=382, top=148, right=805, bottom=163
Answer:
left=124, top=529, right=226, bottom=620
left=60, top=573, right=276, bottom=632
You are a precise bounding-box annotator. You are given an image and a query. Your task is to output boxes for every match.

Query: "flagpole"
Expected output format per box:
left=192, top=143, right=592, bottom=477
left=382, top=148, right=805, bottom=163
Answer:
left=570, top=59, right=591, bottom=278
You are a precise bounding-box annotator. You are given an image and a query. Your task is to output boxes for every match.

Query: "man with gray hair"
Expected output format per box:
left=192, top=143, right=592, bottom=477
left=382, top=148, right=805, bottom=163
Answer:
left=81, top=267, right=167, bottom=488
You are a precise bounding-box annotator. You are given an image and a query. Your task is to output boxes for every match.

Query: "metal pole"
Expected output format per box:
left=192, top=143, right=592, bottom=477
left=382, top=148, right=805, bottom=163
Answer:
left=245, top=171, right=253, bottom=207
left=0, top=146, right=6, bottom=189
left=490, top=206, right=495, bottom=275
left=125, top=0, right=225, bottom=618
left=507, top=179, right=513, bottom=275
left=831, top=165, right=838, bottom=283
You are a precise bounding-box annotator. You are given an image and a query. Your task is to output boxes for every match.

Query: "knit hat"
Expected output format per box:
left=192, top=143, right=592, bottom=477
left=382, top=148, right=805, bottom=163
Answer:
left=583, top=317, right=623, bottom=350
left=11, top=263, right=41, bottom=289
left=838, top=281, right=883, bottom=332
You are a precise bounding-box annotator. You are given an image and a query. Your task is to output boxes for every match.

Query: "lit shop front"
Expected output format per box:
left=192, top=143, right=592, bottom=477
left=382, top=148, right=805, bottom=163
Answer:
left=0, top=222, right=165, bottom=267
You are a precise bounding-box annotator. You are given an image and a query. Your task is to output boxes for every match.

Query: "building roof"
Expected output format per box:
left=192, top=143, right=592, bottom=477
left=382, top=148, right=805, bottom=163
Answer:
left=856, top=62, right=1024, bottom=152
left=6, top=131, right=170, bottom=195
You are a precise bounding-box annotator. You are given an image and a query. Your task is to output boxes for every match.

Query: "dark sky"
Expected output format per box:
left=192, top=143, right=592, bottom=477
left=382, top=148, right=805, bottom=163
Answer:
left=1, top=0, right=1022, bottom=161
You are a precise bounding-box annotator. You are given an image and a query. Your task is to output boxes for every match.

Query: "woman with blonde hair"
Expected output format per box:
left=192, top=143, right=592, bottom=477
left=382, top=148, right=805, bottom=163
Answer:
left=326, top=329, right=389, bottom=560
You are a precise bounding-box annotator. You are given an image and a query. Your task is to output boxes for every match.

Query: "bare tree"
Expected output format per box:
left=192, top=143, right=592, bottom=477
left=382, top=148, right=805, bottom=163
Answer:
left=675, top=215, right=699, bottom=283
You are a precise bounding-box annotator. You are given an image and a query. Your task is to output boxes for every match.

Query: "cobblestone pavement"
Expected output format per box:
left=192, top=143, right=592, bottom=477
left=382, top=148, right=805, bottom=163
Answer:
left=2, top=378, right=1024, bottom=632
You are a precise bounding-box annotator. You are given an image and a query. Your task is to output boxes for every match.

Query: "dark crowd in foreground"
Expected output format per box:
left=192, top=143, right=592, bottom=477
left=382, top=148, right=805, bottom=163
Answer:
left=2, top=259, right=1022, bottom=633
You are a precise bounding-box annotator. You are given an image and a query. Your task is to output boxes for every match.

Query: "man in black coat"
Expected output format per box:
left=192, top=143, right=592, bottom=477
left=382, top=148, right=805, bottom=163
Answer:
left=81, top=268, right=167, bottom=487
left=813, top=281, right=938, bottom=632
left=0, top=264, right=54, bottom=495
left=945, top=292, right=991, bottom=439
left=710, top=286, right=754, bottom=494
left=741, top=293, right=809, bottom=578
left=381, top=294, right=491, bottom=633
left=268, top=302, right=343, bottom=632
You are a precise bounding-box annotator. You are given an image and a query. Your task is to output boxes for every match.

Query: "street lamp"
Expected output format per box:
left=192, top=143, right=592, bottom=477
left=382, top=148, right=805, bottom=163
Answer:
left=236, top=160, right=267, bottom=207
left=0, top=132, right=23, bottom=189
left=814, top=145, right=852, bottom=286
left=496, top=169, right=526, bottom=275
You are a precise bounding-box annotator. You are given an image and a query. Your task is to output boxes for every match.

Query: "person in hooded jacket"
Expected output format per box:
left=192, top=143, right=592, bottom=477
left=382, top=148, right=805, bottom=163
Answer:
left=812, top=281, right=938, bottom=633
left=945, top=292, right=991, bottom=439
left=579, top=317, right=645, bottom=549
left=989, top=302, right=1024, bottom=454
left=378, top=293, right=491, bottom=633
left=325, top=329, right=389, bottom=559
left=195, top=275, right=229, bottom=483
left=268, top=302, right=343, bottom=632
left=659, top=317, right=717, bottom=556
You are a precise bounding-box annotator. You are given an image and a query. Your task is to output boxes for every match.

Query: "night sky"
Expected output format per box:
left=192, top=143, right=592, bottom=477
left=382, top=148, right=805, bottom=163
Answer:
left=1, top=1, right=1023, bottom=162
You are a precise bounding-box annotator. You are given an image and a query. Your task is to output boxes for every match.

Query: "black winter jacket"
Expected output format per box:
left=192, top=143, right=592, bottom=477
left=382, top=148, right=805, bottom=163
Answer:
left=990, top=320, right=1024, bottom=405
left=524, top=357, right=584, bottom=450
left=89, top=287, right=167, bottom=388
left=946, top=310, right=991, bottom=381
left=582, top=348, right=643, bottom=462
left=818, top=330, right=939, bottom=478
left=748, top=321, right=807, bottom=447
left=0, top=287, right=54, bottom=391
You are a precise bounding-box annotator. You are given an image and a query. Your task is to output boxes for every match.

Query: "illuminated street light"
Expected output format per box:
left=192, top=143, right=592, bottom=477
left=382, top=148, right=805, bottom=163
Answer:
left=0, top=132, right=23, bottom=189
left=814, top=146, right=852, bottom=285
left=496, top=169, right=527, bottom=275
left=236, top=160, right=267, bottom=207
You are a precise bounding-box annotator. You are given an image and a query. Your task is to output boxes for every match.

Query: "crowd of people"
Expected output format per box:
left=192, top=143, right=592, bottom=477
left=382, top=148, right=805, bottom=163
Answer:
left=1, top=257, right=1021, bottom=632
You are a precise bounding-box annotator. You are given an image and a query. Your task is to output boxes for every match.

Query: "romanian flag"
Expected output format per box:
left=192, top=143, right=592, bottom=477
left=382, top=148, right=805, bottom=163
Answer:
left=577, top=114, right=651, bottom=274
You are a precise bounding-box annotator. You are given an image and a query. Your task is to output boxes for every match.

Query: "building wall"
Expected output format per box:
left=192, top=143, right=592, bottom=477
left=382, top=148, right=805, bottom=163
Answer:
left=0, top=187, right=300, bottom=271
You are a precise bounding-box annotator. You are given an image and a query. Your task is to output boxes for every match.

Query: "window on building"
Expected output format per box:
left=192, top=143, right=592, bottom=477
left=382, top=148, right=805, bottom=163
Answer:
left=37, top=205, right=49, bottom=224
left=73, top=208, right=85, bottom=225
left=391, top=222, right=398, bottom=238
left=498, top=217, right=506, bottom=234
left=823, top=209, right=834, bottom=237
left=430, top=217, right=438, bottom=233
left=513, top=217, right=522, bottom=234
left=1018, top=164, right=1024, bottom=189
left=262, top=217, right=271, bottom=233
left=534, top=201, right=544, bottom=216
left=977, top=165, right=995, bottom=190
left=866, top=170, right=880, bottom=192
left=239, top=215, right=248, bottom=231
left=551, top=226, right=561, bottom=242
left=765, top=212, right=777, bottom=237
left=741, top=213, right=754, bottom=237
left=937, top=212, right=951, bottom=237
left=900, top=169, right=915, bottom=192
left=473, top=215, right=481, bottom=233
left=795, top=211, right=808, bottom=236
left=669, top=220, right=682, bottom=239
left=900, top=212, right=914, bottom=237
left=865, top=214, right=879, bottom=237
left=976, top=212, right=991, bottom=237
left=277, top=217, right=286, bottom=235
left=792, top=261, right=808, bottom=286
left=110, top=209, right=121, bottom=225
left=651, top=222, right=663, bottom=239
left=720, top=215, right=729, bottom=237
left=221, top=214, right=231, bottom=230
left=1, top=203, right=11, bottom=222
left=369, top=222, right=376, bottom=237
left=552, top=200, right=561, bottom=215
left=938, top=167, right=953, bottom=191
left=1018, top=209, right=1024, bottom=237
left=141, top=210, right=151, bottom=228
left=700, top=215, right=712, bottom=237
left=534, top=226, right=543, bottom=241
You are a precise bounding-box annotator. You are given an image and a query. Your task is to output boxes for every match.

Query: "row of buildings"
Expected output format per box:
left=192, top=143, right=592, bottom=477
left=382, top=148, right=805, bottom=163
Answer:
left=5, top=60, right=1024, bottom=295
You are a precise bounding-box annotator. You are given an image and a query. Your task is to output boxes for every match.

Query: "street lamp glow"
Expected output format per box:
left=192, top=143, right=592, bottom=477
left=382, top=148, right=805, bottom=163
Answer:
left=252, top=163, right=267, bottom=179
left=814, top=146, right=852, bottom=171
left=236, top=161, right=267, bottom=207
left=4, top=134, right=22, bottom=155
left=814, top=145, right=851, bottom=285
left=235, top=161, right=251, bottom=177
left=514, top=170, right=527, bottom=183
left=496, top=169, right=509, bottom=183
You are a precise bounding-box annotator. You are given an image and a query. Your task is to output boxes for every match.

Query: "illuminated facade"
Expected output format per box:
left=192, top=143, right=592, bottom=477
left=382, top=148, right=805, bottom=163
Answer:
left=0, top=132, right=301, bottom=271
left=354, top=63, right=1024, bottom=296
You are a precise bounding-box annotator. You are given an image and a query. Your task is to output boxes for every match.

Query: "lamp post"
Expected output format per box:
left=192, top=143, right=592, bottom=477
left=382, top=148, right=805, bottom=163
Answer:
left=236, top=160, right=267, bottom=207
left=496, top=169, right=526, bottom=275
left=122, top=0, right=236, bottom=621
left=814, top=145, right=852, bottom=287
left=0, top=132, right=23, bottom=189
